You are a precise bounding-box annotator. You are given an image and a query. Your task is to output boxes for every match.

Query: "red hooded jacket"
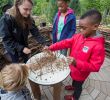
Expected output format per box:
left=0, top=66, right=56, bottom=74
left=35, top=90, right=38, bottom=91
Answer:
left=49, top=33, right=105, bottom=81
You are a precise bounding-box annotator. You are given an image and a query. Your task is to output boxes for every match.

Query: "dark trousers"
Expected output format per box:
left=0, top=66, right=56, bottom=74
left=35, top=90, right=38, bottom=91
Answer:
left=8, top=52, right=29, bottom=63
left=72, top=80, right=84, bottom=100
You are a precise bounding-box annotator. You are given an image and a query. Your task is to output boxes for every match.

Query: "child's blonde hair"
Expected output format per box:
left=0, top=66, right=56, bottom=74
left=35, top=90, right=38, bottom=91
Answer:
left=1, top=63, right=29, bottom=91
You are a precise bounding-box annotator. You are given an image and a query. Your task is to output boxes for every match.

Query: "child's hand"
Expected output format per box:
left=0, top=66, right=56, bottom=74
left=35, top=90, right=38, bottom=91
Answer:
left=66, top=56, right=76, bottom=66
left=43, top=46, right=51, bottom=53
left=67, top=56, right=74, bottom=65
left=43, top=46, right=49, bottom=51
left=43, top=46, right=55, bottom=57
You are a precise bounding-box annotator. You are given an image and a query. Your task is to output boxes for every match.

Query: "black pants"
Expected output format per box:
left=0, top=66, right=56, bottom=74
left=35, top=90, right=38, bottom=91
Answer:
left=72, top=80, right=84, bottom=100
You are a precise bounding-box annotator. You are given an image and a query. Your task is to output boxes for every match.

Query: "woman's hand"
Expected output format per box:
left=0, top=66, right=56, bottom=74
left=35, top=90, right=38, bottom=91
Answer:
left=66, top=56, right=76, bottom=66
left=23, top=47, right=31, bottom=54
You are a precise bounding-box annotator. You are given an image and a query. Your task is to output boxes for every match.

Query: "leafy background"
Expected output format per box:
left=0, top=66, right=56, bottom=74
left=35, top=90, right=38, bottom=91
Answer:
left=0, top=0, right=110, bottom=25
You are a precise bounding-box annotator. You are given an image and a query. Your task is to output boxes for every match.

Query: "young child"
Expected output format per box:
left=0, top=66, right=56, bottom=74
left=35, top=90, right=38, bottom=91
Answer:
left=52, top=0, right=76, bottom=56
left=0, top=64, right=32, bottom=100
left=44, top=9, right=105, bottom=100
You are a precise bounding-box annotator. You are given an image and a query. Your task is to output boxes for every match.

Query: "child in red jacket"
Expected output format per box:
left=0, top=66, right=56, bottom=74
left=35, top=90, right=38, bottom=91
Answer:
left=44, top=9, right=105, bottom=100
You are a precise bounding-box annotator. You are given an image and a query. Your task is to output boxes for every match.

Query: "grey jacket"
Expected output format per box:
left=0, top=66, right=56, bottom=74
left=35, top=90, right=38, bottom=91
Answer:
left=0, top=86, right=32, bottom=100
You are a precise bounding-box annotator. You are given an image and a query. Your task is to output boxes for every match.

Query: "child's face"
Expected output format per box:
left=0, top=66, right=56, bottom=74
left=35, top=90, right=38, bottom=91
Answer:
left=18, top=0, right=32, bottom=18
left=57, top=1, right=68, bottom=13
left=79, top=17, right=99, bottom=37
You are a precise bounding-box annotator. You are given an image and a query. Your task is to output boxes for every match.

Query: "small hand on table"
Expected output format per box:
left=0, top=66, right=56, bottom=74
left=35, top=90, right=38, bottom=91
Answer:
left=66, top=56, right=76, bottom=66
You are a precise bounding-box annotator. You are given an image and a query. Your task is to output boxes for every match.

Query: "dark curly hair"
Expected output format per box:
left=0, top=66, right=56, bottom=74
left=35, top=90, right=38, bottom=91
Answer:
left=80, top=9, right=102, bottom=25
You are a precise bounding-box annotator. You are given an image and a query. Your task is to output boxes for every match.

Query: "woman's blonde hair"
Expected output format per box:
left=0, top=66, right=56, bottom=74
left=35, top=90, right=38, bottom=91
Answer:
left=1, top=63, right=29, bottom=91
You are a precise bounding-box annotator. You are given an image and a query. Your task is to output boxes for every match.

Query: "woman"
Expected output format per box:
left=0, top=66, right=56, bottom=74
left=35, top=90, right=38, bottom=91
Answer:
left=0, top=0, right=45, bottom=99
left=0, top=0, right=46, bottom=63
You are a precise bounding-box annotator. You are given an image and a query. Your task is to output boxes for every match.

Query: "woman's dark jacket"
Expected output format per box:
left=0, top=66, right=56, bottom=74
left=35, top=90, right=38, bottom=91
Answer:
left=0, top=14, right=45, bottom=55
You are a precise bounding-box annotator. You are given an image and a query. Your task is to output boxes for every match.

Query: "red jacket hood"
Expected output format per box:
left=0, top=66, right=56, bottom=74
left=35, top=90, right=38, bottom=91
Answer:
left=84, top=34, right=105, bottom=44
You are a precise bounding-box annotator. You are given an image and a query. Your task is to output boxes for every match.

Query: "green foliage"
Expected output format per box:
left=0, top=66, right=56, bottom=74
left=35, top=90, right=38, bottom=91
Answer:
left=0, top=0, right=110, bottom=25
left=33, top=0, right=48, bottom=15
left=32, top=0, right=57, bottom=23
left=79, top=0, right=110, bottom=25
left=80, top=0, right=101, bottom=14
left=0, top=0, right=13, bottom=16
left=79, top=0, right=110, bottom=14
left=69, top=0, right=80, bottom=15
left=0, top=0, right=9, bottom=16
left=46, top=0, right=57, bottom=23
left=33, top=0, right=41, bottom=15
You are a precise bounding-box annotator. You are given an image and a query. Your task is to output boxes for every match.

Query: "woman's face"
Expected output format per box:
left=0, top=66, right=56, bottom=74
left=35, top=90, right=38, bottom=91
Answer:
left=18, top=0, right=32, bottom=18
